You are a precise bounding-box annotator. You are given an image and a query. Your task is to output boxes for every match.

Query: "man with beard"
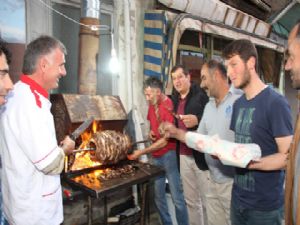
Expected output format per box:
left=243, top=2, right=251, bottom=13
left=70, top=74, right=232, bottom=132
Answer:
left=0, top=36, right=75, bottom=225
left=199, top=60, right=240, bottom=225
left=222, top=39, right=293, bottom=225
left=285, top=21, right=300, bottom=225
left=0, top=39, right=13, bottom=225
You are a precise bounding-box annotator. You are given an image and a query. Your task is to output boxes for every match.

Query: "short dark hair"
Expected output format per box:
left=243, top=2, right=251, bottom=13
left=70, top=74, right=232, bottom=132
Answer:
left=0, top=39, right=12, bottom=65
left=204, top=60, right=227, bottom=79
left=143, top=77, right=163, bottom=91
left=22, top=35, right=66, bottom=74
left=171, top=64, right=189, bottom=76
left=222, top=39, right=258, bottom=67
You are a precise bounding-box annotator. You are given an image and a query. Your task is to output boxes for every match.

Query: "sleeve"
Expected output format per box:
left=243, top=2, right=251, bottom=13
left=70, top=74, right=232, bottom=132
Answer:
left=161, top=99, right=174, bottom=123
left=197, top=104, right=208, bottom=135
left=196, top=90, right=209, bottom=122
left=41, top=148, right=65, bottom=174
left=269, top=95, right=293, bottom=137
left=189, top=90, right=208, bottom=130
left=13, top=98, right=63, bottom=173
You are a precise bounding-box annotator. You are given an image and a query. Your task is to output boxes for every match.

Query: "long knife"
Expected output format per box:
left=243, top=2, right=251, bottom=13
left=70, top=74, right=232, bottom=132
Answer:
left=70, top=116, right=94, bottom=141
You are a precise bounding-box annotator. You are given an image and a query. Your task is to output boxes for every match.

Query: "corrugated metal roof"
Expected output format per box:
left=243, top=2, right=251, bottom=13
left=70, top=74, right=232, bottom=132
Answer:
left=271, top=2, right=300, bottom=38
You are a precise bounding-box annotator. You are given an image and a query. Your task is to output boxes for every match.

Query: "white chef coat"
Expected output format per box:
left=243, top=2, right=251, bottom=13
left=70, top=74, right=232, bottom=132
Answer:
left=0, top=75, right=63, bottom=225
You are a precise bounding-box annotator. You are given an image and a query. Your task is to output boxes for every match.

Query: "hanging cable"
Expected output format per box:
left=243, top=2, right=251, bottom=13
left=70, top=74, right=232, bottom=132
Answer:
left=36, top=0, right=110, bottom=31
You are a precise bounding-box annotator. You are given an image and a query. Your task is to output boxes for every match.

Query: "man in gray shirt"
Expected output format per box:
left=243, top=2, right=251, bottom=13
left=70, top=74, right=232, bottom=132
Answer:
left=199, top=60, right=240, bottom=225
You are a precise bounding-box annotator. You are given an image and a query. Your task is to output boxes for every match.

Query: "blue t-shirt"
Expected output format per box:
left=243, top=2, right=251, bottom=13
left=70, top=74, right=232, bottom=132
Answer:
left=230, top=87, right=293, bottom=210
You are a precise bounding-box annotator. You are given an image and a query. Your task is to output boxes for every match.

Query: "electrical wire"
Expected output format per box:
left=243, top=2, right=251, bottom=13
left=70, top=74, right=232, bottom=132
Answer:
left=36, top=0, right=110, bottom=31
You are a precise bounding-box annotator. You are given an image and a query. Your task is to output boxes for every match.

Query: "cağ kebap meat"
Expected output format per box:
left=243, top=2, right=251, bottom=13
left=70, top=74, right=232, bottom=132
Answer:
left=90, top=130, right=131, bottom=164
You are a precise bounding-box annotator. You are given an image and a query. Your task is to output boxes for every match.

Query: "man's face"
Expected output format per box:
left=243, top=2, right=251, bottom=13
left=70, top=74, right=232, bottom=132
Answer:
left=0, top=53, right=13, bottom=105
left=285, top=38, right=300, bottom=89
left=225, top=54, right=250, bottom=90
left=42, top=47, right=66, bottom=91
left=144, top=86, right=159, bottom=105
left=171, top=68, right=190, bottom=94
left=200, top=65, right=215, bottom=97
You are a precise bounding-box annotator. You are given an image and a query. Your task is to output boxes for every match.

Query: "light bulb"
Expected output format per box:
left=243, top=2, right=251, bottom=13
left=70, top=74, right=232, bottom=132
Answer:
left=109, top=48, right=119, bottom=74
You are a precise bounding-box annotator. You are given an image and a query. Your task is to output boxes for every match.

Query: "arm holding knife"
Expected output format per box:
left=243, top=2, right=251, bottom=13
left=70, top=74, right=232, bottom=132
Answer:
left=43, top=117, right=94, bottom=174
left=42, top=136, right=75, bottom=175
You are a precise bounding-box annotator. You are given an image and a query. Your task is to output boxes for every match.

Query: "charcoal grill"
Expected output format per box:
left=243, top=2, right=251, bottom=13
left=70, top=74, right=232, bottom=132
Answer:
left=50, top=94, right=164, bottom=225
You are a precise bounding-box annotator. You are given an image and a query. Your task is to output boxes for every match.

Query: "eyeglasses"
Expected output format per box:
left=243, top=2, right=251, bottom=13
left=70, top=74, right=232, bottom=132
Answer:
left=0, top=69, right=9, bottom=76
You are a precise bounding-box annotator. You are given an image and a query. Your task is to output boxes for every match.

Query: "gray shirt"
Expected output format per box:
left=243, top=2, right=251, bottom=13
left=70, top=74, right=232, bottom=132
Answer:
left=197, top=91, right=240, bottom=183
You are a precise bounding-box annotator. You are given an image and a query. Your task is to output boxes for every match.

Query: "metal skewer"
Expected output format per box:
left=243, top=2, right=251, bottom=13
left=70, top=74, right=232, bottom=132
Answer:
left=73, top=147, right=96, bottom=153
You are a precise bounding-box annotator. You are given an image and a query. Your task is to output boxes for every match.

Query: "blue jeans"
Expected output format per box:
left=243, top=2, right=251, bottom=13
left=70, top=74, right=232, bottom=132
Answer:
left=0, top=181, right=8, bottom=225
left=153, top=150, right=189, bottom=225
left=231, top=198, right=283, bottom=225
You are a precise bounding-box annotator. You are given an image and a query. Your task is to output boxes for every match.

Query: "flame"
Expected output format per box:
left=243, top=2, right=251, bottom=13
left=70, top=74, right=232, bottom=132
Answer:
left=79, top=131, right=92, bottom=149
left=70, top=120, right=102, bottom=171
left=92, top=120, right=98, bottom=133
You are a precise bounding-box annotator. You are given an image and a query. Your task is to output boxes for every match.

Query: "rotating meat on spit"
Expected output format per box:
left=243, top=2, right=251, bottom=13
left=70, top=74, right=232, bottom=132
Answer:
left=90, top=130, right=131, bottom=164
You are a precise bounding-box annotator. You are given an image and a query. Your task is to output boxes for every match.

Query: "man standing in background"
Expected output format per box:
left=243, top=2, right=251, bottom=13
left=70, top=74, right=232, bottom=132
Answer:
left=199, top=59, right=239, bottom=225
left=284, top=21, right=300, bottom=225
left=171, top=65, right=209, bottom=225
left=128, top=77, right=189, bottom=225
left=0, top=39, right=13, bottom=225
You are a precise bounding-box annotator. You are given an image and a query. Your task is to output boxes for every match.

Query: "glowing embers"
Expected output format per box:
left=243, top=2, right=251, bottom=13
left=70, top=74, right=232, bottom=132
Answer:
left=71, top=164, right=136, bottom=189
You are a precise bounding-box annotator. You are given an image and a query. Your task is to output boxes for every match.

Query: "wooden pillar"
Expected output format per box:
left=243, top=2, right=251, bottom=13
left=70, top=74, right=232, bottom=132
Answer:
left=78, top=17, right=99, bottom=95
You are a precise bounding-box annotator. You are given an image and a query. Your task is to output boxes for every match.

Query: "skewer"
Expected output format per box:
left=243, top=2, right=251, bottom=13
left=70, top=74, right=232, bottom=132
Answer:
left=73, top=147, right=96, bottom=153
left=131, top=139, right=150, bottom=146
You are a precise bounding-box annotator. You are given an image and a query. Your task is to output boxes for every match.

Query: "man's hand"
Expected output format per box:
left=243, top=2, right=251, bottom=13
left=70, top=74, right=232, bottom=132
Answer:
left=180, top=114, right=198, bottom=128
left=162, top=122, right=178, bottom=138
left=149, top=130, right=156, bottom=141
left=127, top=150, right=143, bottom=160
left=60, top=136, right=75, bottom=155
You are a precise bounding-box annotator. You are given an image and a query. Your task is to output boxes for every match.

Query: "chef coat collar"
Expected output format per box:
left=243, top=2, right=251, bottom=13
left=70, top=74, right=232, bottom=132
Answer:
left=20, top=74, right=49, bottom=108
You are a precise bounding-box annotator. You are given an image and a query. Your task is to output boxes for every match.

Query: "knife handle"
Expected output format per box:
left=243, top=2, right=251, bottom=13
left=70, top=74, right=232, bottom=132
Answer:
left=69, top=134, right=76, bottom=141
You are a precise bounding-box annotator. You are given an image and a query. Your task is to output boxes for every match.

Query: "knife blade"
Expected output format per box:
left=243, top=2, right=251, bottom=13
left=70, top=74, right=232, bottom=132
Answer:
left=70, top=116, right=94, bottom=141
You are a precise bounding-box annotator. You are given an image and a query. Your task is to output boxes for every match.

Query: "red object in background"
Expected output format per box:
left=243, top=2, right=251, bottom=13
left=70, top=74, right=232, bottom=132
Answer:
left=63, top=188, right=73, bottom=200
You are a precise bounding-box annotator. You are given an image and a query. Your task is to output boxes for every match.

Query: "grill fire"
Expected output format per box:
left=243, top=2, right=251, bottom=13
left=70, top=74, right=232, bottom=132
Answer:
left=51, top=94, right=164, bottom=225
left=69, top=120, right=101, bottom=171
left=50, top=94, right=131, bottom=175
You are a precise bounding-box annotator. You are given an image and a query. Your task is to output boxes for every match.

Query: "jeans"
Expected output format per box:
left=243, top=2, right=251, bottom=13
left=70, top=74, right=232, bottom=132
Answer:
left=153, top=150, right=189, bottom=225
left=231, top=198, right=283, bottom=225
left=0, top=180, right=8, bottom=225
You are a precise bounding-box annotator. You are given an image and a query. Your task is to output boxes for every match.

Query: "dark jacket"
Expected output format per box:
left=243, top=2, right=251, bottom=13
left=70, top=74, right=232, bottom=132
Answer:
left=172, top=82, right=209, bottom=170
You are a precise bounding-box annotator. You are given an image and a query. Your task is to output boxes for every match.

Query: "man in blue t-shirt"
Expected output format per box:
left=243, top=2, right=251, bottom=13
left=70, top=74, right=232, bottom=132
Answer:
left=223, top=39, right=293, bottom=225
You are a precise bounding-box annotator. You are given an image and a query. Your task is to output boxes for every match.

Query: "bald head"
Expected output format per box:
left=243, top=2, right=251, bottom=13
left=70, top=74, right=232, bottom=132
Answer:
left=285, top=22, right=300, bottom=89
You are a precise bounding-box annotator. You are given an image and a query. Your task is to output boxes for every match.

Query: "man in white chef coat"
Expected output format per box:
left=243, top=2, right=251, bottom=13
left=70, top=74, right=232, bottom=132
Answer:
left=0, top=35, right=75, bottom=225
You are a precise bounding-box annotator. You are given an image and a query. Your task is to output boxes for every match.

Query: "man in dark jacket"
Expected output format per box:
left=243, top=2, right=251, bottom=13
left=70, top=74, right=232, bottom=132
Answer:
left=171, top=65, right=209, bottom=225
